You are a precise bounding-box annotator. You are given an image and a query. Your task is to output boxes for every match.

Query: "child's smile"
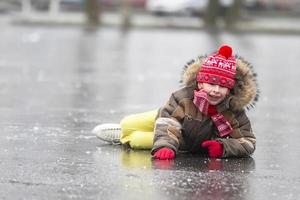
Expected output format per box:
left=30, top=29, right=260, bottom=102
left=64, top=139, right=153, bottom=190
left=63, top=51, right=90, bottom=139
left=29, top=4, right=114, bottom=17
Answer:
left=198, top=83, right=229, bottom=105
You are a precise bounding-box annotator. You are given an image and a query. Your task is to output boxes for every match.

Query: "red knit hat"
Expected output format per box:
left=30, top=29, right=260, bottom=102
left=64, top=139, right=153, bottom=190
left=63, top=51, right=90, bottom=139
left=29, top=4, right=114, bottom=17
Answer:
left=197, top=45, right=237, bottom=89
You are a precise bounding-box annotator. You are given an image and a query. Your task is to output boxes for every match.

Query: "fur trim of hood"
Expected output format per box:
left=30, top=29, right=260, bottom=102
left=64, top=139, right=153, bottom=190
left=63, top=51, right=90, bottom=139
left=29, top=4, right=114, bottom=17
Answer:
left=180, top=55, right=259, bottom=110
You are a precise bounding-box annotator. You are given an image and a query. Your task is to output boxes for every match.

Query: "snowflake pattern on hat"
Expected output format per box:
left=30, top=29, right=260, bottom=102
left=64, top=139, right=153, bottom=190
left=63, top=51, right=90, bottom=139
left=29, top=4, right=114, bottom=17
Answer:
left=197, top=45, right=237, bottom=89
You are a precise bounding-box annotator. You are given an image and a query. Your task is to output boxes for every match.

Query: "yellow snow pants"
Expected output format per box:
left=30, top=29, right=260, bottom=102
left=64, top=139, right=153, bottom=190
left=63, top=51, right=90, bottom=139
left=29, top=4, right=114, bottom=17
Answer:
left=120, top=109, right=158, bottom=150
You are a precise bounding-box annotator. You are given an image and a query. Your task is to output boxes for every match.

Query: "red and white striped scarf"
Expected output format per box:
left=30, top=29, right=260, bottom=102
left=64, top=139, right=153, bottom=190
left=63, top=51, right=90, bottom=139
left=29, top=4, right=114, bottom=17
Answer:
left=193, top=90, right=233, bottom=137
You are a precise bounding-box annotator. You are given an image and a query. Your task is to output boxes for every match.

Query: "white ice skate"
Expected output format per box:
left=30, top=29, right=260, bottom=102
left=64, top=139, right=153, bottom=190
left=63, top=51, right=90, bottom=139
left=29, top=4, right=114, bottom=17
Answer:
left=92, top=123, right=122, bottom=145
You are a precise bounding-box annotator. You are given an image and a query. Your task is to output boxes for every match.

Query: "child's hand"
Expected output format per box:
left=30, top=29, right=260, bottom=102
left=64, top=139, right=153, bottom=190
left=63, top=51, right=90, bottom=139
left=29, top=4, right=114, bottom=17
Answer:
left=153, top=147, right=175, bottom=160
left=201, top=140, right=223, bottom=158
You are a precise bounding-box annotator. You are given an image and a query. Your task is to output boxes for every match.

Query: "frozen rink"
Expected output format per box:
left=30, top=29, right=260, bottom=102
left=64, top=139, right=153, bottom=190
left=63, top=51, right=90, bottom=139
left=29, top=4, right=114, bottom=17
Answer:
left=0, top=24, right=300, bottom=199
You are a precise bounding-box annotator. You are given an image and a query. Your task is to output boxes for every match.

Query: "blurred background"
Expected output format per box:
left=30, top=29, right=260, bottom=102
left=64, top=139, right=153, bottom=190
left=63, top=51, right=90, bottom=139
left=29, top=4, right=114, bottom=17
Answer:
left=1, top=1, right=300, bottom=199
left=0, top=0, right=300, bottom=30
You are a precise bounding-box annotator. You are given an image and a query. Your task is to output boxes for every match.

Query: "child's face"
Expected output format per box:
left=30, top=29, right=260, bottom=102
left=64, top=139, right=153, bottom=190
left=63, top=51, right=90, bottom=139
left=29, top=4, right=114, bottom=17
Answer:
left=198, top=83, right=229, bottom=105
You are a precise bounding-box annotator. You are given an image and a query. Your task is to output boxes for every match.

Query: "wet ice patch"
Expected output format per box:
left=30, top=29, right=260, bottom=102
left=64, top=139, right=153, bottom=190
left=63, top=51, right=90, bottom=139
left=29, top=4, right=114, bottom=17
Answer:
left=6, top=135, right=21, bottom=141
left=75, top=135, right=95, bottom=140
left=37, top=70, right=46, bottom=82
left=0, top=59, right=7, bottom=67
left=22, top=32, right=41, bottom=43
left=109, top=109, right=116, bottom=114
left=137, top=74, right=145, bottom=82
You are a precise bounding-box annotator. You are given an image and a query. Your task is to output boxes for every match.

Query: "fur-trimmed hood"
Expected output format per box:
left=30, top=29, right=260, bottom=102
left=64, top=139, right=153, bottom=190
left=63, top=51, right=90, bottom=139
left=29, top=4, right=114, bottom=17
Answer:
left=180, top=55, right=259, bottom=110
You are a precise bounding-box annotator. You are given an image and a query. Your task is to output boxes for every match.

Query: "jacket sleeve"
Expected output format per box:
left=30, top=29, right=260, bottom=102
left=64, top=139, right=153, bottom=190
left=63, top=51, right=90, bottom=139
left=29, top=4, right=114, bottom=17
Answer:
left=151, top=93, right=184, bottom=155
left=216, top=110, right=256, bottom=158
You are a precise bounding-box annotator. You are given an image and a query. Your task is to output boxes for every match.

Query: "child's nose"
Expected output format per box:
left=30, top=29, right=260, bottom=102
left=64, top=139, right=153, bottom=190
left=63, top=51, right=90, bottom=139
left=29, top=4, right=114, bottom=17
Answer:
left=212, top=85, right=220, bottom=92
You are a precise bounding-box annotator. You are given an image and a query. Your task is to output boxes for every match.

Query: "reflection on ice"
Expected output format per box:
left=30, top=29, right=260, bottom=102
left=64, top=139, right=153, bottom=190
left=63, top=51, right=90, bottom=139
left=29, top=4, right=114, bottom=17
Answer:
left=22, top=32, right=41, bottom=43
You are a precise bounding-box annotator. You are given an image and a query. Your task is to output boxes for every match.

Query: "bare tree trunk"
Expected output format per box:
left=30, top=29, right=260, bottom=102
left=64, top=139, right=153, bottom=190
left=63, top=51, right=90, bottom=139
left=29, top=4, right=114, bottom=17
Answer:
left=204, top=0, right=219, bottom=27
left=225, top=0, right=242, bottom=27
left=121, top=0, right=131, bottom=31
left=49, top=0, right=60, bottom=16
left=21, top=0, right=32, bottom=16
left=85, top=0, right=101, bottom=27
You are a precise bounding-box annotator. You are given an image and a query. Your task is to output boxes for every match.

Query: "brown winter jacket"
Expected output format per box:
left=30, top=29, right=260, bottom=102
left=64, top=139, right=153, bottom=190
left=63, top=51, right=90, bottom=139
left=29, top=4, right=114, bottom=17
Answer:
left=151, top=56, right=259, bottom=158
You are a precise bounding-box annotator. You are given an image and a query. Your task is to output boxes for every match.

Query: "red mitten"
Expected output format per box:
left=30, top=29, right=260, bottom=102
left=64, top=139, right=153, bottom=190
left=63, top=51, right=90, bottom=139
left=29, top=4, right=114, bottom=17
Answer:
left=201, top=140, right=223, bottom=158
left=153, top=148, right=175, bottom=160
